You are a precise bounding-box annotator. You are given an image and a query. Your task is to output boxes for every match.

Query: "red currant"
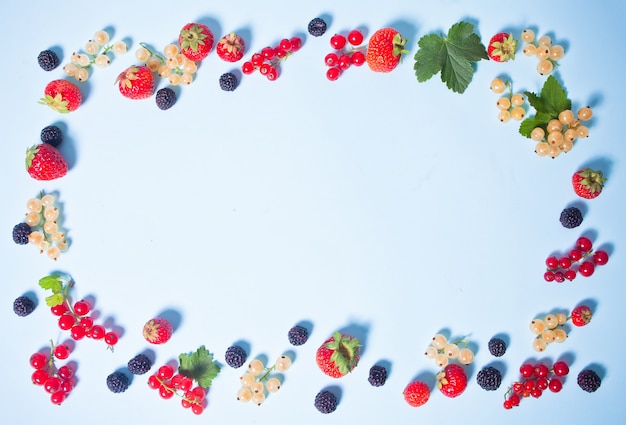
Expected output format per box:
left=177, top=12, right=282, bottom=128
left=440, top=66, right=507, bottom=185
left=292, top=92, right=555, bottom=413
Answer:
left=559, top=257, right=572, bottom=269
left=536, top=377, right=549, bottom=390
left=530, top=388, right=543, bottom=398
left=58, top=313, right=76, bottom=330
left=54, top=344, right=70, bottom=360
left=44, top=376, right=62, bottom=393
left=266, top=66, right=279, bottom=81
left=564, top=269, right=577, bottom=281
left=90, top=324, right=106, bottom=340
left=50, top=390, right=66, bottom=405
left=325, top=53, right=339, bottom=66
left=351, top=50, right=366, bottom=66
left=242, top=61, right=255, bottom=74
left=509, top=393, right=520, bottom=406
left=545, top=256, right=559, bottom=269
left=593, top=249, right=609, bottom=265
left=338, top=54, right=351, bottom=70
left=261, top=46, right=275, bottom=60
left=552, top=361, right=569, bottom=377
left=70, top=325, right=86, bottom=340
left=278, top=38, right=292, bottom=51
left=503, top=400, right=513, bottom=409
left=579, top=261, right=595, bottom=277
left=60, top=379, right=73, bottom=393
left=259, top=63, right=271, bottom=75
left=192, top=386, right=206, bottom=401
left=181, top=398, right=192, bottom=409
left=251, top=53, right=264, bottom=67
left=159, top=384, right=175, bottom=399
left=57, top=365, right=73, bottom=380
left=32, top=369, right=50, bottom=385
left=548, top=378, right=563, bottom=393
left=544, top=271, right=555, bottom=282
left=73, top=300, right=90, bottom=316
left=30, top=352, right=48, bottom=369
left=330, top=34, right=346, bottom=50
left=158, top=365, right=175, bottom=380
left=576, top=236, right=593, bottom=251
left=569, top=248, right=583, bottom=261
left=191, top=403, right=204, bottom=415
left=512, top=382, right=524, bottom=394
left=534, top=364, right=549, bottom=378
left=179, top=376, right=193, bottom=392
left=289, top=37, right=302, bottom=52
left=520, top=363, right=534, bottom=378
left=347, top=29, right=364, bottom=46
left=104, top=331, right=119, bottom=346
left=554, top=271, right=565, bottom=283
left=50, top=303, right=68, bottom=316
left=326, top=67, right=341, bottom=81
left=148, top=374, right=161, bottom=389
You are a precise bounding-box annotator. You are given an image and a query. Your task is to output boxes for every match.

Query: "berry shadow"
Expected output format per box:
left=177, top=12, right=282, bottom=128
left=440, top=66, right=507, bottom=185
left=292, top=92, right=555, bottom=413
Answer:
left=579, top=156, right=614, bottom=181
left=491, top=332, right=511, bottom=353
left=139, top=348, right=157, bottom=367
left=231, top=339, right=251, bottom=358
left=102, top=316, right=125, bottom=338
left=596, top=241, right=614, bottom=258
left=321, top=384, right=343, bottom=404
left=295, top=319, right=314, bottom=339
left=194, top=16, right=222, bottom=51
left=564, top=200, right=588, bottom=219
left=157, top=308, right=183, bottom=332
left=576, top=297, right=598, bottom=315
left=373, top=358, right=392, bottom=381
left=22, top=290, right=39, bottom=309
left=55, top=121, right=78, bottom=171
left=485, top=360, right=507, bottom=379
left=583, top=362, right=606, bottom=381
left=114, top=366, right=134, bottom=387
left=338, top=321, right=370, bottom=357
left=410, top=369, right=436, bottom=389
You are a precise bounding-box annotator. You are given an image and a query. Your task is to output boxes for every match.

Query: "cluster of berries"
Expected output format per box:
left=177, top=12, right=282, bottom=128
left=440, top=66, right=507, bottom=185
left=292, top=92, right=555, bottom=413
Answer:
left=424, top=333, right=475, bottom=368
left=503, top=360, right=570, bottom=409
left=544, top=236, right=609, bottom=283
left=29, top=341, right=76, bottom=405
left=520, top=29, right=565, bottom=76
left=135, top=42, right=199, bottom=87
left=147, top=364, right=207, bottom=415
left=532, top=107, right=593, bottom=158
left=13, top=193, right=69, bottom=260
left=529, top=304, right=592, bottom=352
left=490, top=78, right=527, bottom=122
left=237, top=356, right=292, bottom=406
left=403, top=363, right=469, bottom=408
left=475, top=337, right=508, bottom=391
left=63, top=30, right=128, bottom=82
left=324, top=30, right=366, bottom=81
left=241, top=36, right=303, bottom=81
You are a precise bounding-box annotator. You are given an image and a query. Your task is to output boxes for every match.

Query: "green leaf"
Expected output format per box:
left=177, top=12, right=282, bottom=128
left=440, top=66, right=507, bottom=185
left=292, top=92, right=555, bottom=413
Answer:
left=413, top=21, right=488, bottom=94
left=541, top=75, right=571, bottom=114
left=45, top=293, right=64, bottom=307
left=524, top=91, right=545, bottom=113
left=39, top=274, right=62, bottom=293
left=178, top=346, right=221, bottom=389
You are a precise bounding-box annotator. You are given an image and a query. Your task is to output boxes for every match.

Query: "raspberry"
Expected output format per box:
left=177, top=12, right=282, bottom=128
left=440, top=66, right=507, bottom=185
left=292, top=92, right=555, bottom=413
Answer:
left=308, top=17, right=327, bottom=37
left=40, top=125, right=63, bottom=147
left=37, top=50, right=60, bottom=71
left=488, top=337, right=507, bottom=357
left=368, top=365, right=387, bottom=387
left=106, top=371, right=129, bottom=393
left=12, top=223, right=32, bottom=245
left=577, top=369, right=601, bottom=392
left=155, top=87, right=177, bottom=110
left=314, top=390, right=337, bottom=414
left=560, top=207, right=583, bottom=229
left=476, top=366, right=502, bottom=391
left=127, top=354, right=152, bottom=375
left=219, top=72, right=238, bottom=91
left=287, top=325, right=309, bottom=346
left=224, top=345, right=247, bottom=368
left=13, top=295, right=36, bottom=317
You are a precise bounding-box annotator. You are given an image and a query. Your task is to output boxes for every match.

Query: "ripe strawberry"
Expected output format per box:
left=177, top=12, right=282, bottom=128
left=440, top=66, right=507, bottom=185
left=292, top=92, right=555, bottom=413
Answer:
left=179, top=23, right=214, bottom=62
left=437, top=363, right=468, bottom=398
left=216, top=32, right=245, bottom=62
left=403, top=381, right=430, bottom=407
left=365, top=27, right=408, bottom=73
left=571, top=305, right=592, bottom=327
left=39, top=79, right=82, bottom=113
left=115, top=65, right=155, bottom=100
left=572, top=168, right=606, bottom=199
left=25, top=144, right=68, bottom=181
left=488, top=32, right=517, bottom=62
left=315, top=331, right=360, bottom=378
left=143, top=317, right=173, bottom=344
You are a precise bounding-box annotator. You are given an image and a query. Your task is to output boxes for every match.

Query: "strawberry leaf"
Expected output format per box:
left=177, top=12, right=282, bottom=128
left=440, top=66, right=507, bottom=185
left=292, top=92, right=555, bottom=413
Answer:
left=413, top=21, right=488, bottom=94
left=178, top=346, right=221, bottom=389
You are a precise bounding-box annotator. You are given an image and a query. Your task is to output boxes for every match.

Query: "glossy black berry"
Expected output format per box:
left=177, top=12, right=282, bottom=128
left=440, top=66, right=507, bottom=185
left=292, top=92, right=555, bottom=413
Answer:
left=40, top=125, right=63, bottom=147
left=225, top=345, right=247, bottom=368
left=314, top=390, right=337, bottom=414
left=13, top=296, right=36, bottom=317
left=127, top=354, right=152, bottom=375
left=560, top=207, right=583, bottom=229
left=106, top=371, right=129, bottom=393
left=368, top=365, right=387, bottom=387
left=12, top=223, right=32, bottom=245
left=219, top=72, right=238, bottom=91
left=577, top=369, right=601, bottom=392
left=38, top=50, right=60, bottom=71
left=308, top=17, right=327, bottom=37
left=287, top=325, right=309, bottom=346
left=155, top=87, right=176, bottom=110
left=488, top=337, right=507, bottom=357
left=476, top=366, right=502, bottom=391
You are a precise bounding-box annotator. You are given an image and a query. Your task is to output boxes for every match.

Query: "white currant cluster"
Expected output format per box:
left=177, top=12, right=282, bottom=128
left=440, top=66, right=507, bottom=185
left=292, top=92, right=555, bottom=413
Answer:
left=24, top=193, right=69, bottom=261
left=63, top=30, right=128, bottom=82
left=135, top=43, right=198, bottom=86
left=532, top=106, right=593, bottom=158
left=237, top=355, right=292, bottom=406
left=529, top=313, right=568, bottom=352
left=490, top=78, right=528, bottom=123
left=424, top=333, right=475, bottom=368
left=521, top=29, right=565, bottom=76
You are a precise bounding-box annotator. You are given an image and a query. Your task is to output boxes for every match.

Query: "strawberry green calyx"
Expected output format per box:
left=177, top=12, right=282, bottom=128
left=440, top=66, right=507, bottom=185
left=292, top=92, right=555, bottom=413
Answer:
left=392, top=33, right=409, bottom=58
left=326, top=331, right=361, bottom=375
left=116, top=66, right=140, bottom=88
left=180, top=24, right=210, bottom=53
left=576, top=168, right=606, bottom=195
left=39, top=93, right=71, bottom=114
left=490, top=33, right=517, bottom=61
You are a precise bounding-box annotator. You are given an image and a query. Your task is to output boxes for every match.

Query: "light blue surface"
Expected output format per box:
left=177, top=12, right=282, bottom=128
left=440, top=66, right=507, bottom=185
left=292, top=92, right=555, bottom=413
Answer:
left=1, top=1, right=624, bottom=423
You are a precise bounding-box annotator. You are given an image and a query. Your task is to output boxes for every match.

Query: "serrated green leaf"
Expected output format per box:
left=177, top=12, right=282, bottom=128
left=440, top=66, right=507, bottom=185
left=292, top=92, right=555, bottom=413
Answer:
left=39, top=274, right=62, bottom=293
left=541, top=75, right=571, bottom=115
left=413, top=34, right=444, bottom=82
left=45, top=293, right=64, bottom=307
left=178, top=346, right=221, bottom=389
left=524, top=91, right=545, bottom=112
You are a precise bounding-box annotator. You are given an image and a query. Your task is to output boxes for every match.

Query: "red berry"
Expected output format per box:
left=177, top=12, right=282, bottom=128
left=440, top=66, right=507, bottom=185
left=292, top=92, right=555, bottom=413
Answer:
left=325, top=53, right=339, bottom=66
left=44, top=376, right=62, bottom=394
left=544, top=271, right=555, bottom=282
left=326, top=67, right=341, bottom=81
left=503, top=400, right=513, bottom=409
left=536, top=377, right=549, bottom=390
left=30, top=352, right=48, bottom=369
left=159, top=384, right=175, bottom=399
left=73, top=300, right=90, bottom=316
left=512, top=382, right=524, bottom=394
left=552, top=361, right=569, bottom=377
left=275, top=48, right=288, bottom=58
left=530, top=388, right=543, bottom=398
left=266, top=67, right=279, bottom=81
left=579, top=261, right=595, bottom=277
left=559, top=257, right=572, bottom=269
left=509, top=393, right=520, bottom=406
left=545, top=256, right=559, bottom=269
left=576, top=236, right=593, bottom=251
left=90, top=324, right=106, bottom=340
left=261, top=46, right=275, bottom=60
left=58, top=313, right=76, bottom=330
left=60, top=379, right=73, bottom=393
left=534, top=364, right=549, bottom=378
left=347, top=29, right=364, bottom=46
left=158, top=365, right=175, bottom=380
left=520, top=363, right=534, bottom=378
left=32, top=369, right=50, bottom=385
left=251, top=53, right=264, bottom=67
left=338, top=54, right=351, bottom=70
left=54, top=344, right=70, bottom=360
left=554, top=271, right=565, bottom=283
left=50, top=390, right=66, bottom=405
left=70, top=325, right=85, bottom=340
left=330, top=34, right=346, bottom=50
left=564, top=269, right=577, bottom=281
left=548, top=378, right=563, bottom=393
left=351, top=51, right=366, bottom=66
left=259, top=63, right=270, bottom=75
left=279, top=38, right=292, bottom=51
left=148, top=374, right=161, bottom=389
left=593, top=249, right=609, bottom=265
left=50, top=303, right=68, bottom=316
left=524, top=379, right=536, bottom=391
left=289, top=37, right=302, bottom=52
left=242, top=61, right=255, bottom=74
left=104, top=331, right=119, bottom=346
left=57, top=365, right=73, bottom=380
left=569, top=248, right=583, bottom=261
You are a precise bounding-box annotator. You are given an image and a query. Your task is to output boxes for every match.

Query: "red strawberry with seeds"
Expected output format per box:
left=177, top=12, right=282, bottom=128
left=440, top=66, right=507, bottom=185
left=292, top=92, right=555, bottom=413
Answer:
left=403, top=381, right=430, bottom=407
left=571, top=305, right=592, bottom=327
left=25, top=144, right=68, bottom=181
left=572, top=168, right=606, bottom=199
left=437, top=363, right=467, bottom=398
left=488, top=32, right=517, bottom=62
left=365, top=27, right=408, bottom=73
left=216, top=32, right=245, bottom=62
left=39, top=79, right=82, bottom=113
left=116, top=65, right=155, bottom=100
left=143, top=317, right=173, bottom=344
left=315, top=331, right=361, bottom=378
left=179, top=23, right=214, bottom=62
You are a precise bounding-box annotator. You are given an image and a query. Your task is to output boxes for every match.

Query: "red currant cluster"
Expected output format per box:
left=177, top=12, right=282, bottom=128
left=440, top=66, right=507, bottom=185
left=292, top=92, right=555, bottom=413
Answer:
left=29, top=341, right=76, bottom=405
left=241, top=36, right=302, bottom=81
left=544, top=236, right=609, bottom=282
left=503, top=361, right=569, bottom=409
left=147, top=364, right=207, bottom=415
left=52, top=298, right=119, bottom=347
left=324, top=30, right=366, bottom=81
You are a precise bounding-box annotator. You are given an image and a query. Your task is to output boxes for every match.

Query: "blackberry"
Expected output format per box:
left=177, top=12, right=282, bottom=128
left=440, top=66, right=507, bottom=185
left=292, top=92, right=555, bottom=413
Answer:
left=577, top=369, right=601, bottom=392
left=367, top=365, right=387, bottom=387
left=155, top=87, right=176, bottom=110
left=476, top=366, right=502, bottom=391
left=127, top=354, right=152, bottom=375
left=106, top=371, right=129, bottom=393
left=13, top=295, right=36, bottom=317
left=287, top=325, right=309, bottom=346
left=224, top=345, right=247, bottom=368
left=219, top=72, right=238, bottom=91
left=488, top=337, right=507, bottom=357
left=314, top=390, right=337, bottom=414
left=40, top=125, right=63, bottom=147
left=37, top=49, right=60, bottom=71
left=12, top=223, right=32, bottom=245
left=560, top=207, right=583, bottom=229
left=308, top=17, right=327, bottom=37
